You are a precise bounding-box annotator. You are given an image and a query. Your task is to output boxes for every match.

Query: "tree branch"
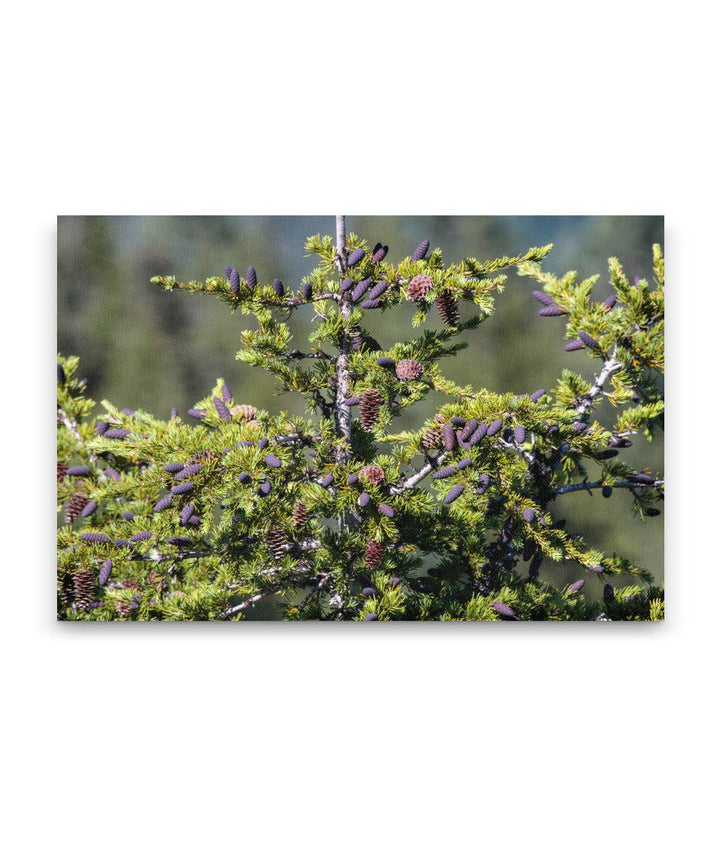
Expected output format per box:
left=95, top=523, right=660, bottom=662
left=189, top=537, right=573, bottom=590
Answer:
left=576, top=346, right=623, bottom=417
left=555, top=478, right=664, bottom=496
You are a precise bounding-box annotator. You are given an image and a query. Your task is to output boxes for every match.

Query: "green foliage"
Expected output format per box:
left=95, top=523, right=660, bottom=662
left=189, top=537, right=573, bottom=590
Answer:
left=57, top=229, right=664, bottom=621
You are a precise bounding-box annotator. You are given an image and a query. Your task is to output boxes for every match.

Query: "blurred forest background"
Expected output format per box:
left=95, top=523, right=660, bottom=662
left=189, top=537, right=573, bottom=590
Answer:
left=57, top=215, right=664, bottom=596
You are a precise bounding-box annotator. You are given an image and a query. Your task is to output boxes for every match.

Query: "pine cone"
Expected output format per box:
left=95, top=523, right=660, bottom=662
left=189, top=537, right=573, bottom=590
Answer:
left=213, top=397, right=232, bottom=422
left=187, top=409, right=207, bottom=419
left=359, top=465, right=385, bottom=485
left=57, top=462, right=68, bottom=483
left=564, top=339, right=585, bottom=351
left=67, top=466, right=91, bottom=477
left=291, top=502, right=309, bottom=528
left=221, top=384, right=232, bottom=403
left=347, top=248, right=366, bottom=268
left=433, top=465, right=458, bottom=480
left=443, top=423, right=457, bottom=451
left=365, top=539, right=385, bottom=570
left=378, top=503, right=395, bottom=517
left=578, top=331, right=599, bottom=350
left=229, top=268, right=240, bottom=295
left=98, top=559, right=112, bottom=587
left=80, top=500, right=98, bottom=518
left=395, top=359, right=424, bottom=380
left=436, top=292, right=459, bottom=326
left=538, top=305, right=567, bottom=317
left=104, top=429, right=131, bottom=439
left=351, top=278, right=372, bottom=302
left=272, top=278, right=285, bottom=297
left=176, top=463, right=202, bottom=479
left=57, top=363, right=66, bottom=385
left=444, top=484, right=464, bottom=504
left=422, top=426, right=443, bottom=448
left=65, top=492, right=88, bottom=523
left=407, top=274, right=433, bottom=302
left=246, top=266, right=257, bottom=288
left=532, top=290, right=555, bottom=306
left=514, top=425, right=527, bottom=444
left=341, top=278, right=354, bottom=293
left=163, top=462, right=184, bottom=473
left=267, top=527, right=286, bottom=561
left=377, top=357, right=396, bottom=371
left=73, top=568, right=96, bottom=611
left=371, top=244, right=388, bottom=264
left=231, top=404, right=258, bottom=421
left=368, top=280, right=388, bottom=300
left=602, top=294, right=618, bottom=310
left=411, top=239, right=430, bottom=262
left=568, top=579, right=585, bottom=593
left=486, top=419, right=503, bottom=437
left=492, top=601, right=516, bottom=619
left=360, top=388, right=381, bottom=430
left=529, top=389, right=546, bottom=402
left=302, top=282, right=313, bottom=300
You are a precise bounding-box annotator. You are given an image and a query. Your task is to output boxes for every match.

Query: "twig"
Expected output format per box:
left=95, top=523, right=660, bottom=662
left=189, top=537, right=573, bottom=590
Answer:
left=555, top=478, right=664, bottom=496
left=576, top=346, right=623, bottom=417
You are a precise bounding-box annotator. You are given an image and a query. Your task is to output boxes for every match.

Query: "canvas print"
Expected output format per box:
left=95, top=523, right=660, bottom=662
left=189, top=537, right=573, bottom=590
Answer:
left=57, top=216, right=664, bottom=621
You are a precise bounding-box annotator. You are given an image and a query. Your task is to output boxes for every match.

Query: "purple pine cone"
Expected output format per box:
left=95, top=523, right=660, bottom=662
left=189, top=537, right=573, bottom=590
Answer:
left=272, top=278, right=285, bottom=297
left=362, top=298, right=381, bottom=309
left=368, top=281, right=388, bottom=300
left=433, top=465, right=458, bottom=479
left=225, top=266, right=233, bottom=277
left=104, top=428, right=131, bottom=439
left=320, top=474, right=334, bottom=488
left=459, top=418, right=478, bottom=441
left=213, top=397, right=232, bottom=422
left=589, top=565, right=604, bottom=573
left=57, top=363, right=66, bottom=384
left=221, top=384, right=232, bottom=402
left=258, top=437, right=269, bottom=450
left=96, top=421, right=109, bottom=435
left=444, top=484, right=464, bottom=504
left=341, top=277, right=354, bottom=292
left=532, top=290, right=555, bottom=306
left=450, top=417, right=466, bottom=427
left=238, top=471, right=251, bottom=483
left=486, top=419, right=503, bottom=437
left=457, top=458, right=472, bottom=470
left=229, top=268, right=240, bottom=295
left=347, top=473, right=359, bottom=485
left=258, top=481, right=271, bottom=496
left=154, top=494, right=173, bottom=512
left=351, top=278, right=371, bottom=302
left=578, top=331, right=599, bottom=350
left=114, top=538, right=131, bottom=547
left=568, top=579, right=585, bottom=593
left=564, top=339, right=585, bottom=351
left=122, top=408, right=135, bottom=416
left=377, top=357, right=396, bottom=370
left=80, top=532, right=111, bottom=544
left=630, top=473, right=655, bottom=485
left=538, top=305, right=567, bottom=317
left=122, top=511, right=135, bottom=521
left=492, top=601, right=516, bottom=618
left=80, top=500, right=98, bottom=518
left=372, top=244, right=388, bottom=263
left=187, top=516, right=202, bottom=526
left=98, top=559, right=112, bottom=586
left=347, top=248, right=366, bottom=268
left=358, top=491, right=371, bottom=507
left=180, top=503, right=195, bottom=525
left=164, top=462, right=184, bottom=473
left=345, top=395, right=361, bottom=406
left=364, top=613, right=378, bottom=621
left=602, top=486, right=613, bottom=498
left=602, top=293, right=618, bottom=310
left=362, top=586, right=377, bottom=596
left=469, top=424, right=487, bottom=445
left=572, top=421, right=588, bottom=433
left=411, top=239, right=430, bottom=262
left=302, top=282, right=313, bottom=300
left=529, top=389, right=546, bottom=402
left=105, top=467, right=121, bottom=481
left=514, top=425, right=526, bottom=444
left=477, top=473, right=490, bottom=494
left=168, top=536, right=193, bottom=547
left=187, top=409, right=207, bottom=420
left=246, top=266, right=257, bottom=288
left=67, top=466, right=91, bottom=477
left=522, top=508, right=535, bottom=523
left=378, top=502, right=395, bottom=517
left=129, top=531, right=153, bottom=542
left=608, top=436, right=633, bottom=447
left=170, top=482, right=194, bottom=495
left=176, top=463, right=201, bottom=480
left=443, top=423, right=457, bottom=451
left=264, top=454, right=281, bottom=468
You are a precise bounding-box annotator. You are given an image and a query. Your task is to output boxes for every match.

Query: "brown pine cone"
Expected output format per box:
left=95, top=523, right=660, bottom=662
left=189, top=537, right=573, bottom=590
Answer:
left=395, top=359, right=424, bottom=380
left=73, top=568, right=96, bottom=611
left=359, top=464, right=385, bottom=485
left=407, top=274, right=433, bottom=302
left=59, top=572, right=74, bottom=607
left=65, top=492, right=88, bottom=524
left=230, top=404, right=258, bottom=421
left=365, top=540, right=386, bottom=570
left=359, top=388, right=381, bottom=430
left=436, top=292, right=460, bottom=327
left=57, top=462, right=68, bottom=483
left=291, top=502, right=309, bottom=528
left=267, top=527, right=286, bottom=562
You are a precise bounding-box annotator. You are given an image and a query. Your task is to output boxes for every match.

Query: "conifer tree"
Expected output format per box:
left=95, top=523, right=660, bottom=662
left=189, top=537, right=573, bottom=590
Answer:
left=57, top=217, right=664, bottom=621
